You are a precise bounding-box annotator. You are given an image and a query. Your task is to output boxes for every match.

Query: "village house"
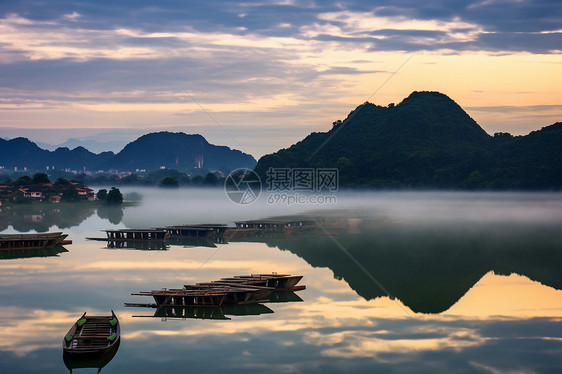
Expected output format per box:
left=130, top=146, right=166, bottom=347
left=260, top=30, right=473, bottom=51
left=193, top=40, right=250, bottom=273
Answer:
left=21, top=189, right=43, bottom=199
left=75, top=186, right=95, bottom=200
left=0, top=180, right=96, bottom=204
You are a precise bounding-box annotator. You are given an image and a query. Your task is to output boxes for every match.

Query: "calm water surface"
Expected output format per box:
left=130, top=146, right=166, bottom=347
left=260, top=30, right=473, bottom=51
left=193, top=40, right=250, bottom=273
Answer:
left=1, top=190, right=562, bottom=373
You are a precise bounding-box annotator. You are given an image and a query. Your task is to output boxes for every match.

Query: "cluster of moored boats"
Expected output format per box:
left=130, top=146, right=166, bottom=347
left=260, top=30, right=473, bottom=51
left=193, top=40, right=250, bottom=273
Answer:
left=62, top=272, right=305, bottom=372
left=131, top=273, right=305, bottom=307
left=4, top=229, right=308, bottom=371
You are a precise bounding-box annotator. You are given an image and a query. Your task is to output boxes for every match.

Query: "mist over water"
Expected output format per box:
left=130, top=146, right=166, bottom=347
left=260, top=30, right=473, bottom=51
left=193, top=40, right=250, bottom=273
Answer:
left=116, top=187, right=562, bottom=228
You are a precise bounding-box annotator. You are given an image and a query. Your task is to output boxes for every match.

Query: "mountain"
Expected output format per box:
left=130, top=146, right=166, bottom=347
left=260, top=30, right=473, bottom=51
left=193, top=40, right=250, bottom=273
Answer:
left=0, top=132, right=256, bottom=173
left=254, top=91, right=562, bottom=189
left=0, top=137, right=50, bottom=169
left=484, top=123, right=562, bottom=189
left=105, top=132, right=256, bottom=172
left=0, top=138, right=114, bottom=171
left=36, top=138, right=128, bottom=154
left=0, top=137, right=111, bottom=171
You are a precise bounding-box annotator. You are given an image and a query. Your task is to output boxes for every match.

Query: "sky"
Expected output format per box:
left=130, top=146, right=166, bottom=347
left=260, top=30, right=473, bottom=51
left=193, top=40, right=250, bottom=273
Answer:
left=0, top=0, right=560, bottom=158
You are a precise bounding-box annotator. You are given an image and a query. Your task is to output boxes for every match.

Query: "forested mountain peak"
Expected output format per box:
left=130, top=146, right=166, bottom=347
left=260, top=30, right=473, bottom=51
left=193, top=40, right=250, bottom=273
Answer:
left=254, top=92, right=561, bottom=189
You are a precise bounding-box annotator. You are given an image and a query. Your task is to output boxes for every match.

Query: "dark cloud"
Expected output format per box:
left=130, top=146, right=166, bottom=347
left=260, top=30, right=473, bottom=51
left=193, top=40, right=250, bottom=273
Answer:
left=370, top=0, right=561, bottom=33
left=476, top=31, right=562, bottom=53
left=1, top=0, right=560, bottom=53
left=0, top=49, right=336, bottom=105
left=320, top=67, right=386, bottom=75
left=368, top=29, right=449, bottom=38
left=467, top=104, right=562, bottom=113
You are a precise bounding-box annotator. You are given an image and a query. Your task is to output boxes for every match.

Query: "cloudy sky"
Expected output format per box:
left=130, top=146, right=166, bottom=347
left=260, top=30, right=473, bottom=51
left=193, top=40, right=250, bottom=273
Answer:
left=0, top=0, right=560, bottom=157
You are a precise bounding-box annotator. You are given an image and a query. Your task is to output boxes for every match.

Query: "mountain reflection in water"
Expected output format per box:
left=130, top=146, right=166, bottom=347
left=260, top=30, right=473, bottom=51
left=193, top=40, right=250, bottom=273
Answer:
left=256, top=220, right=562, bottom=314
left=0, top=202, right=128, bottom=234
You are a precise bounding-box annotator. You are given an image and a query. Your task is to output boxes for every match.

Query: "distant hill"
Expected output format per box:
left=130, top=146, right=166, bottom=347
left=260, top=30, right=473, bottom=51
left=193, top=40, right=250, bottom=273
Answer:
left=105, top=132, right=256, bottom=172
left=254, top=91, right=562, bottom=189
left=36, top=138, right=128, bottom=154
left=0, top=137, right=113, bottom=171
left=0, top=132, right=256, bottom=173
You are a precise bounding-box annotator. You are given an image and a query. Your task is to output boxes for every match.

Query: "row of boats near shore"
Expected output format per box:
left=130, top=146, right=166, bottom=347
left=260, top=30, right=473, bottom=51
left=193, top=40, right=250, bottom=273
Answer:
left=0, top=217, right=319, bottom=255
left=87, top=218, right=318, bottom=244
left=2, top=209, right=380, bottom=256
left=0, top=220, right=308, bottom=258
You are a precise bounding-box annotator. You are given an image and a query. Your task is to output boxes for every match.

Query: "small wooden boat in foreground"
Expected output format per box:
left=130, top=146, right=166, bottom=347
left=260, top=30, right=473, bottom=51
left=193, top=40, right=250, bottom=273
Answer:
left=63, top=311, right=120, bottom=358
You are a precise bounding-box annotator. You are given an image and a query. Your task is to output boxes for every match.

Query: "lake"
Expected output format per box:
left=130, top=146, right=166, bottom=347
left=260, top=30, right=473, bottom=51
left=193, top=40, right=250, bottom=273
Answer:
left=1, top=189, right=562, bottom=373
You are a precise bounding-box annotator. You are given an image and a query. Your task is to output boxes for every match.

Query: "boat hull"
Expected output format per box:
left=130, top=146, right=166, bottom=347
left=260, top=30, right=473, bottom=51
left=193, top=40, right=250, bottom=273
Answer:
left=0, top=232, right=68, bottom=250
left=221, top=274, right=304, bottom=291
left=63, top=339, right=120, bottom=371
left=62, top=311, right=120, bottom=359
left=132, top=273, right=305, bottom=308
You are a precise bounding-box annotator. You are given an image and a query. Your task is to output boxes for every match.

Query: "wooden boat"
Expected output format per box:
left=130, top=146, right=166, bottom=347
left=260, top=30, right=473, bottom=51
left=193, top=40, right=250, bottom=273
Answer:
left=159, top=224, right=227, bottom=238
left=63, top=311, right=120, bottom=358
left=184, top=283, right=274, bottom=303
left=63, top=340, right=120, bottom=374
left=133, top=288, right=229, bottom=307
left=133, top=285, right=271, bottom=307
left=215, top=273, right=305, bottom=291
left=222, top=227, right=260, bottom=239
left=0, top=232, right=68, bottom=250
left=87, top=229, right=170, bottom=242
left=130, top=273, right=305, bottom=308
